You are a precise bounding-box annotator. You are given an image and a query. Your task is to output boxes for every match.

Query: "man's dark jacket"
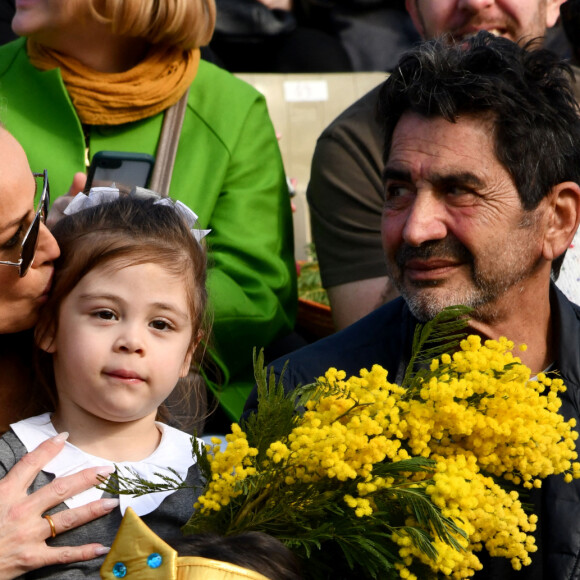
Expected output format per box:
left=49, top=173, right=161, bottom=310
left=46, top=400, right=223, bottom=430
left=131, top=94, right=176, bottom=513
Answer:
left=243, top=285, right=580, bottom=579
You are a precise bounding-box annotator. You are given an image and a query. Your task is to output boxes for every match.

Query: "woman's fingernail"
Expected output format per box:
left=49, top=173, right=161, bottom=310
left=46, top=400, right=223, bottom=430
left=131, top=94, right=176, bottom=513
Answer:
left=95, top=546, right=111, bottom=556
left=101, top=498, right=120, bottom=511
left=95, top=466, right=115, bottom=477
left=53, top=432, right=69, bottom=443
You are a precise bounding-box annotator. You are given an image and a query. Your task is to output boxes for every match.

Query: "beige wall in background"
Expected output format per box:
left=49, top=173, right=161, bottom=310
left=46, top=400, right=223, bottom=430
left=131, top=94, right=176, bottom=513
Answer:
left=235, top=72, right=386, bottom=261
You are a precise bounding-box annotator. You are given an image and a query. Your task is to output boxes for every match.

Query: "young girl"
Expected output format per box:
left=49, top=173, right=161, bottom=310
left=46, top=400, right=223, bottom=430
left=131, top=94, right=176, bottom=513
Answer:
left=0, top=188, right=210, bottom=578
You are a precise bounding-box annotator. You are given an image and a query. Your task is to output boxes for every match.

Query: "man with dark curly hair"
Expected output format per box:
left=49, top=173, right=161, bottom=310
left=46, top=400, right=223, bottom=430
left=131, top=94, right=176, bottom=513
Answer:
left=309, top=0, right=580, bottom=330
left=246, top=33, right=580, bottom=579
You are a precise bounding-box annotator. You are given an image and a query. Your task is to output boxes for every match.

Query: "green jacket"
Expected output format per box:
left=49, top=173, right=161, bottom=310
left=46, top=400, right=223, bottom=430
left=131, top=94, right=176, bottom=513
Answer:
left=0, top=38, right=297, bottom=421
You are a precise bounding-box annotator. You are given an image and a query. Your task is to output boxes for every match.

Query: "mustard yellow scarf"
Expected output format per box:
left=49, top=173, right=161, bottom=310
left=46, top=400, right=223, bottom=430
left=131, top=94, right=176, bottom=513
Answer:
left=27, top=40, right=200, bottom=126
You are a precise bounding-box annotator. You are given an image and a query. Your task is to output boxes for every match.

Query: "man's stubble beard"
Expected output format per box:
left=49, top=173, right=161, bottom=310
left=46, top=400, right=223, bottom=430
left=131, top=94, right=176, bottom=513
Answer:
left=385, top=227, right=543, bottom=323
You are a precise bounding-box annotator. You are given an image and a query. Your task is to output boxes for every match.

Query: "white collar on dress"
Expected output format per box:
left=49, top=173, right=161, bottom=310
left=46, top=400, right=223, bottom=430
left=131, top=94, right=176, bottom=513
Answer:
left=11, top=413, right=200, bottom=516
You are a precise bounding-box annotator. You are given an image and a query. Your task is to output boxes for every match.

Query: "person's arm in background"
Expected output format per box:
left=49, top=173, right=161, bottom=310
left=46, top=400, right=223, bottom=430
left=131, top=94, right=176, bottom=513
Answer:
left=0, top=434, right=117, bottom=579
left=204, top=92, right=297, bottom=414
left=306, top=86, right=398, bottom=331
left=327, top=277, right=397, bottom=330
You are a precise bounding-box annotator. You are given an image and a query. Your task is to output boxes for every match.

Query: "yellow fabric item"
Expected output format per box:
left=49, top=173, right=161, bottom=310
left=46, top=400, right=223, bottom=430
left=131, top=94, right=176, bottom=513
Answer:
left=27, top=40, right=200, bottom=125
left=100, top=508, right=270, bottom=580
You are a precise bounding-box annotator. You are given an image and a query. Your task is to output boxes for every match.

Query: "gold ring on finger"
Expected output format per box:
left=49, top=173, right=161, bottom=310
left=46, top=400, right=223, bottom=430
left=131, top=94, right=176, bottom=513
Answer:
left=43, top=513, right=57, bottom=538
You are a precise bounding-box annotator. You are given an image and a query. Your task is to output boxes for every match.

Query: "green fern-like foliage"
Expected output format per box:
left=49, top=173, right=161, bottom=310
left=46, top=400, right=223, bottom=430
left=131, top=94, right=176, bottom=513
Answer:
left=183, top=454, right=464, bottom=579
left=402, top=304, right=472, bottom=394
left=240, top=348, right=299, bottom=459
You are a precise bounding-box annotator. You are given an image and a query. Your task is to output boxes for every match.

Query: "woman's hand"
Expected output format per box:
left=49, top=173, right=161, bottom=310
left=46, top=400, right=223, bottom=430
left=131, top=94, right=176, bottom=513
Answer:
left=0, top=433, right=118, bottom=579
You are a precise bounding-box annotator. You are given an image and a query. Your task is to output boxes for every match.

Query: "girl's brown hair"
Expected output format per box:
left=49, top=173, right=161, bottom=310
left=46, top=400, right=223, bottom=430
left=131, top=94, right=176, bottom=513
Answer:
left=34, top=195, right=209, bottom=432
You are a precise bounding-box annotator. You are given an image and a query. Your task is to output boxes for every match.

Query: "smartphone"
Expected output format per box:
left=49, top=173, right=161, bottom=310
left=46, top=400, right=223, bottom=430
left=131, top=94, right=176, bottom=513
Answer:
left=84, top=151, right=155, bottom=194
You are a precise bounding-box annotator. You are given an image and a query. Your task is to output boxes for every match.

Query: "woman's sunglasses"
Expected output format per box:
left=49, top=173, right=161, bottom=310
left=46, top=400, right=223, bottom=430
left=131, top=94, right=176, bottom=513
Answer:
left=0, top=169, right=50, bottom=277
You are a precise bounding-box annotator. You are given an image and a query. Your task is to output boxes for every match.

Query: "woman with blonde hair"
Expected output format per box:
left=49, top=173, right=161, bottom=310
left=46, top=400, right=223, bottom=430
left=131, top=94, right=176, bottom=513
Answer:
left=0, top=0, right=297, bottom=423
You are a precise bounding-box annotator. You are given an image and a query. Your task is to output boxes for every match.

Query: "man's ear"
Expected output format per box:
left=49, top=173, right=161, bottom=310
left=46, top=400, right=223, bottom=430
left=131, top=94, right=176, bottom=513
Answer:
left=35, top=324, right=57, bottom=354
left=405, top=0, right=425, bottom=37
left=542, top=181, right=580, bottom=262
left=546, top=0, right=566, bottom=28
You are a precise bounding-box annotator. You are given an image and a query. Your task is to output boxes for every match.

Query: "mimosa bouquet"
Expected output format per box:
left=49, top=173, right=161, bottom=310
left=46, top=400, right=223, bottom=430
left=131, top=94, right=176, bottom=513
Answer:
left=111, top=307, right=580, bottom=579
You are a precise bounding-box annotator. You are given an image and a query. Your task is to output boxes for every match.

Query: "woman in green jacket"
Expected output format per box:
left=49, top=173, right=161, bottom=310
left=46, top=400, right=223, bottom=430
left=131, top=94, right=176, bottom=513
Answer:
left=0, top=0, right=297, bottom=422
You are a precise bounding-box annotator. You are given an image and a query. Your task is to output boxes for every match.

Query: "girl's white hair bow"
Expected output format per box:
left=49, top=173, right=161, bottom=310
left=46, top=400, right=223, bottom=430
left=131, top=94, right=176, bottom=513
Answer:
left=63, top=186, right=211, bottom=242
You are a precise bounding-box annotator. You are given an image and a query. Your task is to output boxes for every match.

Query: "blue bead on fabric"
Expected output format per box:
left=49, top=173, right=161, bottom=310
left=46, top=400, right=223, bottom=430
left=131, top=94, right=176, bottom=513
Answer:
left=112, top=562, right=127, bottom=577
left=147, top=553, right=163, bottom=569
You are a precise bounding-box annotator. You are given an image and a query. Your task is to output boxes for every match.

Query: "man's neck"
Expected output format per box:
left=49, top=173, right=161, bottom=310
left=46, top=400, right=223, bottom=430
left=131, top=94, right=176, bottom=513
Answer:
left=467, top=282, right=554, bottom=374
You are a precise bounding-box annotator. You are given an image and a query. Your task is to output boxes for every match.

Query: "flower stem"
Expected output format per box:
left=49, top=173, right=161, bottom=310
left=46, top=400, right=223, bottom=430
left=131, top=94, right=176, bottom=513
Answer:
left=333, top=399, right=372, bottom=424
left=231, top=486, right=272, bottom=531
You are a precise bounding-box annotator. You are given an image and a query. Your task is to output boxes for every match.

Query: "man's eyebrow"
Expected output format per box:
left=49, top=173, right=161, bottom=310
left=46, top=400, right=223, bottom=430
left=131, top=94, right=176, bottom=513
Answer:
left=431, top=172, right=485, bottom=190
left=383, top=167, right=412, bottom=182
left=383, top=167, right=485, bottom=190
